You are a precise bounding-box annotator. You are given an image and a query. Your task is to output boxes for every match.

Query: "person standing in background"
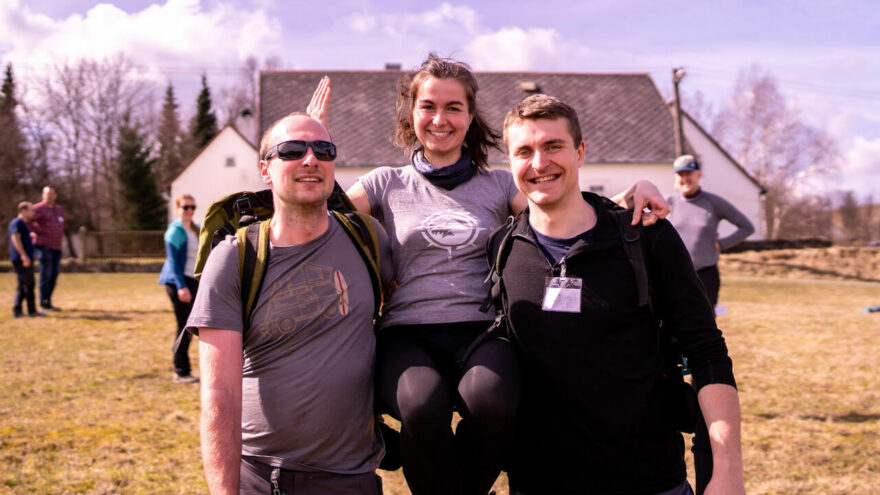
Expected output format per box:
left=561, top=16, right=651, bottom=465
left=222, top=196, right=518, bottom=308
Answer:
left=158, top=194, right=200, bottom=384
left=10, top=202, right=43, bottom=318
left=30, top=186, right=66, bottom=311
left=666, top=155, right=755, bottom=307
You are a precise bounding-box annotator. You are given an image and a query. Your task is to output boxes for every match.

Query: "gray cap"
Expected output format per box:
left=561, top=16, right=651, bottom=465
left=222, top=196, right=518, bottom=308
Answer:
left=673, top=155, right=700, bottom=173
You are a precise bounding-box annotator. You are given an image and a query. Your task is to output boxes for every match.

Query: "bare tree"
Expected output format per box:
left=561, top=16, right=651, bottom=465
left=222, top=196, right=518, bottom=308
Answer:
left=31, top=55, right=154, bottom=229
left=776, top=193, right=834, bottom=240
left=711, top=66, right=841, bottom=239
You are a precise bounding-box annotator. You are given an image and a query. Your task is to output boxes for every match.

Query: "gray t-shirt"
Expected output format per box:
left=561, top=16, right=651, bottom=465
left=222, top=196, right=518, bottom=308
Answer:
left=187, top=213, right=393, bottom=473
left=666, top=190, right=755, bottom=270
left=359, top=165, right=518, bottom=328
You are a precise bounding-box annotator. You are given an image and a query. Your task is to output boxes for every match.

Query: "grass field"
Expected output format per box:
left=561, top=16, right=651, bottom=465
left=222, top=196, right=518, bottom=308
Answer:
left=1, top=272, right=878, bottom=494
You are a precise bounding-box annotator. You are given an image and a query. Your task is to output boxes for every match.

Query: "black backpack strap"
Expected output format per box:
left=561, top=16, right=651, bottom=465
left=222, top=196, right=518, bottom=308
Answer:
left=330, top=210, right=383, bottom=320
left=480, top=216, right=516, bottom=313
left=610, top=209, right=649, bottom=308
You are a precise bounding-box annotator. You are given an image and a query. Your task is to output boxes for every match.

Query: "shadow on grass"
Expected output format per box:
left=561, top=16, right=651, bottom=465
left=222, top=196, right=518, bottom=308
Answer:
left=757, top=412, right=880, bottom=423
left=728, top=260, right=880, bottom=283
left=50, top=309, right=167, bottom=322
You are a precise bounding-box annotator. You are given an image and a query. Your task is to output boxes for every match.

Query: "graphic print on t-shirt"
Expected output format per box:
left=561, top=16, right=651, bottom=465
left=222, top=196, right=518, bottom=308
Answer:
left=418, top=209, right=485, bottom=259
left=251, top=261, right=351, bottom=339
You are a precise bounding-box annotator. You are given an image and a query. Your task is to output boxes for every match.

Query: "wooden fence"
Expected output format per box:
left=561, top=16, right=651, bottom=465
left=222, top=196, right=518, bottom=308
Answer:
left=75, top=227, right=164, bottom=260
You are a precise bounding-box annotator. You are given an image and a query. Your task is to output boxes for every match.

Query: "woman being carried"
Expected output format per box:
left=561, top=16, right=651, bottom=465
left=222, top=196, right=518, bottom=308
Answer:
left=310, top=54, right=668, bottom=494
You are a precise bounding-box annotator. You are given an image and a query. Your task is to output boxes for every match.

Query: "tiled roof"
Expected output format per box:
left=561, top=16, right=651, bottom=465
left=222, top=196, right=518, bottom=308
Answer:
left=260, top=70, right=685, bottom=167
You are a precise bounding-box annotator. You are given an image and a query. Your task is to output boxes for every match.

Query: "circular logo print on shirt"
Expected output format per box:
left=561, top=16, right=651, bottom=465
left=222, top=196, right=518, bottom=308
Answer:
left=418, top=209, right=484, bottom=258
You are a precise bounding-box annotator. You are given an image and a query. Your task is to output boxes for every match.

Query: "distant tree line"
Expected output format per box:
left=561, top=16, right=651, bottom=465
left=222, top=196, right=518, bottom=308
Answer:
left=0, top=55, right=279, bottom=257
left=681, top=66, right=878, bottom=245
left=0, top=56, right=277, bottom=238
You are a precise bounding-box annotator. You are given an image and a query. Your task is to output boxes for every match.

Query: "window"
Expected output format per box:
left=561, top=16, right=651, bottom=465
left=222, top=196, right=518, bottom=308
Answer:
left=588, top=185, right=605, bottom=195
left=225, top=156, right=235, bottom=167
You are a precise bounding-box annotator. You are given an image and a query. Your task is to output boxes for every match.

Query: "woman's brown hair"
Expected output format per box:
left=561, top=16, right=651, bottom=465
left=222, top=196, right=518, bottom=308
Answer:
left=393, top=53, right=501, bottom=169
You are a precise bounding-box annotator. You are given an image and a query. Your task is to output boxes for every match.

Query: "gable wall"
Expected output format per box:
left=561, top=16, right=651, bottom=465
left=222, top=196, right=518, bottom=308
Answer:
left=169, top=128, right=262, bottom=224
left=682, top=118, right=764, bottom=239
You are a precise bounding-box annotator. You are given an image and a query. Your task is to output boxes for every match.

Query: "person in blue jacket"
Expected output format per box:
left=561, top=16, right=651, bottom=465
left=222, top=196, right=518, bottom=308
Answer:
left=158, top=194, right=201, bottom=384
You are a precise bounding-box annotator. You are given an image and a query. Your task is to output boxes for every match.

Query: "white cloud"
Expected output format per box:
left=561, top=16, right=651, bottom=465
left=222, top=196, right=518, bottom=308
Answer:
left=340, top=3, right=480, bottom=41
left=0, top=0, right=280, bottom=86
left=463, top=26, right=565, bottom=71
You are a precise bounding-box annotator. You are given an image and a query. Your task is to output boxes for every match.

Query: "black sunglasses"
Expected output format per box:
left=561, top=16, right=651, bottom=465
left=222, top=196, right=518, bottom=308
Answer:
left=264, top=140, right=337, bottom=161
left=181, top=205, right=196, bottom=211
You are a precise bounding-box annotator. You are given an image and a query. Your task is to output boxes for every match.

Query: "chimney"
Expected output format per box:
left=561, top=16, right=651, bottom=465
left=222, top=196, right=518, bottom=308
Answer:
left=519, top=81, right=540, bottom=93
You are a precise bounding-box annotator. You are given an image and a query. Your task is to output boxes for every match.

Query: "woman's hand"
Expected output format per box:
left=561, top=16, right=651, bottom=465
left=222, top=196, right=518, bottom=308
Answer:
left=178, top=287, right=192, bottom=304
left=306, top=76, right=331, bottom=132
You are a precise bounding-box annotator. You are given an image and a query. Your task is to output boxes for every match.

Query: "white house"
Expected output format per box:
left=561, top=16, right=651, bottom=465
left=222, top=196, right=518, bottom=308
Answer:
left=168, top=124, right=262, bottom=224
left=255, top=69, right=764, bottom=239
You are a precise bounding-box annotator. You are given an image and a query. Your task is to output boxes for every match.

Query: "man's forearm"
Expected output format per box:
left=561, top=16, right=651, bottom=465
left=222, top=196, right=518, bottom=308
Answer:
left=698, top=383, right=746, bottom=494
left=199, top=329, right=243, bottom=494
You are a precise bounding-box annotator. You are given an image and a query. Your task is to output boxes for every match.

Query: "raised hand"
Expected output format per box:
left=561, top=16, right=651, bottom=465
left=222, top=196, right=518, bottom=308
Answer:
left=306, top=76, right=331, bottom=132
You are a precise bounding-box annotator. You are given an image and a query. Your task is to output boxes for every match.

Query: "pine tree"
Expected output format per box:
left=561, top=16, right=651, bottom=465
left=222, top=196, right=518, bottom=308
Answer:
left=190, top=74, right=218, bottom=151
left=156, top=82, right=183, bottom=191
left=0, top=64, right=28, bottom=220
left=117, top=113, right=165, bottom=230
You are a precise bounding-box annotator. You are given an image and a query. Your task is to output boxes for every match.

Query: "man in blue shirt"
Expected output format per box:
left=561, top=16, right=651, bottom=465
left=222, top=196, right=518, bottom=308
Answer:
left=9, top=202, right=43, bottom=318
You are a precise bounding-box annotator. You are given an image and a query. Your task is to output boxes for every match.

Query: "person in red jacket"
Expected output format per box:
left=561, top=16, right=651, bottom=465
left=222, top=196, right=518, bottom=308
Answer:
left=30, top=186, right=66, bottom=311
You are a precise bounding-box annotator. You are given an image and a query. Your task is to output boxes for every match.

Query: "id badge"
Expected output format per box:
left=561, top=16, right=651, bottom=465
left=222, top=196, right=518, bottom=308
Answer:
left=542, top=277, right=582, bottom=313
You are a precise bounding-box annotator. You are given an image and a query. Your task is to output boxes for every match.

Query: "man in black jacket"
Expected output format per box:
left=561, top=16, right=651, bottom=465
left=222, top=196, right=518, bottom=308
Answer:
left=496, top=94, right=745, bottom=495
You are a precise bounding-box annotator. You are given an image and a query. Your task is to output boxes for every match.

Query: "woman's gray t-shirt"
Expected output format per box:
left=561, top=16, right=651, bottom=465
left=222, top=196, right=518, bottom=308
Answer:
left=359, top=166, right=518, bottom=328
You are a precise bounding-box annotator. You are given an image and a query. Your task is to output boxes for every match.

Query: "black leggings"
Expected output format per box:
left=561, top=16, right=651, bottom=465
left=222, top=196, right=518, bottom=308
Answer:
left=376, top=321, right=520, bottom=495
left=165, top=277, right=198, bottom=376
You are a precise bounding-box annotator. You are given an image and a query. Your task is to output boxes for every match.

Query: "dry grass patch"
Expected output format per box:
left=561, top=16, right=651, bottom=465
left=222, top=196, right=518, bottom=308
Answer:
left=1, top=272, right=878, bottom=493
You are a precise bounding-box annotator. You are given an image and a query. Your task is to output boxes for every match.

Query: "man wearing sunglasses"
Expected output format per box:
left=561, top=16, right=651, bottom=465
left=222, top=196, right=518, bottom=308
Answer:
left=188, top=113, right=393, bottom=495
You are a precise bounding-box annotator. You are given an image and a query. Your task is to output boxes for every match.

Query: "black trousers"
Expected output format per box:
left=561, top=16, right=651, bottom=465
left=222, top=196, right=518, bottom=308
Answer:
left=12, top=259, right=37, bottom=315
left=165, top=276, right=198, bottom=376
left=696, top=265, right=720, bottom=307
left=240, top=457, right=382, bottom=495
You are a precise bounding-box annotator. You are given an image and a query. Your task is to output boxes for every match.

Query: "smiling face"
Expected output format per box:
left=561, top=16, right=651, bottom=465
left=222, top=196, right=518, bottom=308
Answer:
left=506, top=117, right=585, bottom=210
left=259, top=115, right=335, bottom=209
left=176, top=197, right=196, bottom=221
left=412, top=77, right=474, bottom=167
left=674, top=169, right=702, bottom=196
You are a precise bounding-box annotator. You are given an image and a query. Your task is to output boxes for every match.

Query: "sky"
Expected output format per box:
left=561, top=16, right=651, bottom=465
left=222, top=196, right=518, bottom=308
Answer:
left=1, top=0, right=878, bottom=199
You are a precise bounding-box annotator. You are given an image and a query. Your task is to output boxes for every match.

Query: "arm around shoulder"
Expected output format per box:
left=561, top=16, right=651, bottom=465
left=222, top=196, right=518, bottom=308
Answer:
left=199, top=328, right=243, bottom=495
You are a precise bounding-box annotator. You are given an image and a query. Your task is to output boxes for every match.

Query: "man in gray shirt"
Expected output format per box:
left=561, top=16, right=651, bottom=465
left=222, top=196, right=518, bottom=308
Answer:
left=188, top=113, right=393, bottom=495
left=666, top=155, right=755, bottom=306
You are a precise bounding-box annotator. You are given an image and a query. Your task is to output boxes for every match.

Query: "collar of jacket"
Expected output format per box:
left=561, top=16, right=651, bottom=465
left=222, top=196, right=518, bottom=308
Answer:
left=511, top=191, right=622, bottom=258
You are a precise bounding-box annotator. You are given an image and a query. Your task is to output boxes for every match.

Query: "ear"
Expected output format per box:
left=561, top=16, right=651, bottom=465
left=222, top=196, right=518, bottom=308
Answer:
left=259, top=160, right=272, bottom=185
left=576, top=140, right=586, bottom=168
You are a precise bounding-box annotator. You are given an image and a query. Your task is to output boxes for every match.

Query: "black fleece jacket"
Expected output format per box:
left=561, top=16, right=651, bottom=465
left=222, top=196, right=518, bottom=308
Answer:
left=497, top=192, right=736, bottom=495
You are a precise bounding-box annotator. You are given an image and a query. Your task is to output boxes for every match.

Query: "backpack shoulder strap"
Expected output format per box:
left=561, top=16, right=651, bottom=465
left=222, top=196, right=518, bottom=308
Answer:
left=330, top=210, right=383, bottom=320
left=237, top=220, right=271, bottom=329
left=609, top=209, right=650, bottom=308
left=480, top=215, right=517, bottom=314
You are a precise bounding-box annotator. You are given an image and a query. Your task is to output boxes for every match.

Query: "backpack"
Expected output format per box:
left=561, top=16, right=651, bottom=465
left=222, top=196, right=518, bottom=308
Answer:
left=175, top=181, right=383, bottom=346
left=482, top=205, right=700, bottom=434
left=177, top=181, right=402, bottom=472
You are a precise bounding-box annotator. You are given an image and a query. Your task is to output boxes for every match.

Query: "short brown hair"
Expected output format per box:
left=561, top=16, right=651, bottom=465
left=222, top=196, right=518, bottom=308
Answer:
left=18, top=201, right=32, bottom=212
left=259, top=111, right=312, bottom=162
left=393, top=53, right=500, bottom=169
left=503, top=94, right=583, bottom=148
